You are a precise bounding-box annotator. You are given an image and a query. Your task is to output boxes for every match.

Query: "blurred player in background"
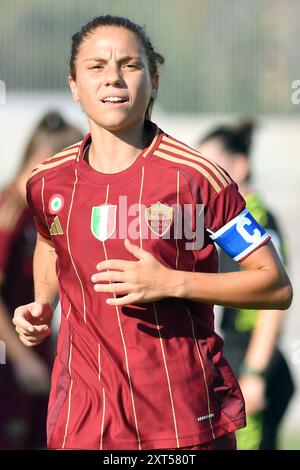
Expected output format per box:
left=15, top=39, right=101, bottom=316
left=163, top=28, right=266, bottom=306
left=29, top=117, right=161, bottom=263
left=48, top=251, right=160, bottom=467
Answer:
left=198, top=121, right=295, bottom=450
left=12, top=16, right=292, bottom=450
left=0, top=112, right=83, bottom=449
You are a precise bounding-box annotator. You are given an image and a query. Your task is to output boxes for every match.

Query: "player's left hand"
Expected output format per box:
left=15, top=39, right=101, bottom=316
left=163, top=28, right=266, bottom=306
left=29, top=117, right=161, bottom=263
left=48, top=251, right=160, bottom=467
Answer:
left=239, top=374, right=266, bottom=416
left=91, top=239, right=173, bottom=306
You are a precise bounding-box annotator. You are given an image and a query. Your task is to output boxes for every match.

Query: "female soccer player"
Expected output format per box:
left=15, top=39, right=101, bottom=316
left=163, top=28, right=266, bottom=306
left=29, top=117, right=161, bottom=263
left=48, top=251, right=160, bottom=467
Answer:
left=0, top=111, right=83, bottom=449
left=13, top=16, right=292, bottom=451
left=198, top=121, right=294, bottom=450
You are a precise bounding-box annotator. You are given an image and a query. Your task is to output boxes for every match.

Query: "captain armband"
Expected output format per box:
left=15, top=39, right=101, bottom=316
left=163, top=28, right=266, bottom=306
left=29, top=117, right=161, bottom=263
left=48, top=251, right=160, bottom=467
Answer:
left=208, top=208, right=270, bottom=262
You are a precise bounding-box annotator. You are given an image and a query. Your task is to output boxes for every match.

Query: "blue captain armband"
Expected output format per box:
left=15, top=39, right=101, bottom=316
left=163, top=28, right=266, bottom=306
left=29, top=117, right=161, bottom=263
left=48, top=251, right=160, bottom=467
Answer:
left=209, top=208, right=270, bottom=262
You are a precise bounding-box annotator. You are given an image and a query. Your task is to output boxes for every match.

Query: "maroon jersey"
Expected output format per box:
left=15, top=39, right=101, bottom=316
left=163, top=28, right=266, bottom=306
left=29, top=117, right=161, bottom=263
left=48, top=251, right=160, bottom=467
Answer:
left=26, top=122, right=247, bottom=450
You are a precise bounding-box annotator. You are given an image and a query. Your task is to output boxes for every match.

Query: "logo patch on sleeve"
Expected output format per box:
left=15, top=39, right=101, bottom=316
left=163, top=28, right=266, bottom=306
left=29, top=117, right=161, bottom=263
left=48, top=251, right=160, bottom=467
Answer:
left=209, top=208, right=270, bottom=261
left=49, top=194, right=64, bottom=214
left=50, top=216, right=64, bottom=236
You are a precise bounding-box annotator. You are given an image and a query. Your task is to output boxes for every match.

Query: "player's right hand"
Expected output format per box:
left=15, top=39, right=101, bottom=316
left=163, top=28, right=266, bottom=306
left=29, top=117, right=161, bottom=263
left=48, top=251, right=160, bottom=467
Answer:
left=12, top=301, right=53, bottom=347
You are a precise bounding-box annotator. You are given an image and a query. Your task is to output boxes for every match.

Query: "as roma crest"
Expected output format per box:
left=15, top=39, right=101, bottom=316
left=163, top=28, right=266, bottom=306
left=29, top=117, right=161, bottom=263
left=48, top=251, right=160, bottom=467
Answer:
left=91, top=205, right=117, bottom=241
left=145, top=201, right=173, bottom=237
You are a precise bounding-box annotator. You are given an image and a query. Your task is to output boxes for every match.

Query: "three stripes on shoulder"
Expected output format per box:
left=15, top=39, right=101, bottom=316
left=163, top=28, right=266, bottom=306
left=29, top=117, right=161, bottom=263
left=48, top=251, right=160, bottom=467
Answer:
left=28, top=141, right=82, bottom=180
left=154, top=136, right=232, bottom=194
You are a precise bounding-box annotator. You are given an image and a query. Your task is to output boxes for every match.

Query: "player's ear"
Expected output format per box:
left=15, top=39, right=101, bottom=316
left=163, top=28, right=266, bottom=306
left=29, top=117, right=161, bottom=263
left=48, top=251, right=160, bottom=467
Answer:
left=151, top=74, right=159, bottom=99
left=68, top=75, right=80, bottom=103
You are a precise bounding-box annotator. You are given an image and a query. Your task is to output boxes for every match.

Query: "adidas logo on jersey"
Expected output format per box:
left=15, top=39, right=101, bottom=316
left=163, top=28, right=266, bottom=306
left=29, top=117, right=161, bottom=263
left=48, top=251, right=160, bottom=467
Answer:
left=50, top=216, right=63, bottom=236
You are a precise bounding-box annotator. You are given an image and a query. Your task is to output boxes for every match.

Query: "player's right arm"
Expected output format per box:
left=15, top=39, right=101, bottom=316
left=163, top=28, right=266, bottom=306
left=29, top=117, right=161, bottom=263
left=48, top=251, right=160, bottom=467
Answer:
left=13, top=233, right=58, bottom=347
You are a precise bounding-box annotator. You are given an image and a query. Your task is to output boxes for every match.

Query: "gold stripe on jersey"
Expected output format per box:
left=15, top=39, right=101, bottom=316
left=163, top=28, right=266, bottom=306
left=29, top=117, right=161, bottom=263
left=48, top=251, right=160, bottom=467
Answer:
left=100, top=387, right=106, bottom=450
left=175, top=171, right=180, bottom=270
left=102, top=185, right=142, bottom=450
left=160, top=139, right=230, bottom=188
left=154, top=150, right=222, bottom=193
left=98, top=343, right=101, bottom=382
left=44, top=145, right=81, bottom=162
left=138, top=167, right=145, bottom=249
left=29, top=154, right=77, bottom=179
left=41, top=177, right=50, bottom=233
left=192, top=246, right=197, bottom=273
left=160, top=142, right=229, bottom=188
left=99, top=345, right=105, bottom=450
left=66, top=169, right=87, bottom=324
left=60, top=140, right=82, bottom=153
left=187, top=309, right=216, bottom=440
left=153, top=302, right=180, bottom=448
left=162, top=136, right=232, bottom=186
left=66, top=303, right=71, bottom=320
left=142, top=128, right=160, bottom=158
left=62, top=335, right=73, bottom=449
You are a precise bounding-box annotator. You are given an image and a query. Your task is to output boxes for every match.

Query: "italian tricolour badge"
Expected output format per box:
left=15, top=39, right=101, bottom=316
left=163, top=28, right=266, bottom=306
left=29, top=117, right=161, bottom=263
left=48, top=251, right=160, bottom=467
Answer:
left=91, top=205, right=117, bottom=241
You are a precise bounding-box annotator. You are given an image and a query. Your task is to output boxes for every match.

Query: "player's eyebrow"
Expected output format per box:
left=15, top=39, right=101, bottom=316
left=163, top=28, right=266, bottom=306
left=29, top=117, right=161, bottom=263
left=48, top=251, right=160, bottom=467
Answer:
left=84, top=55, right=142, bottom=63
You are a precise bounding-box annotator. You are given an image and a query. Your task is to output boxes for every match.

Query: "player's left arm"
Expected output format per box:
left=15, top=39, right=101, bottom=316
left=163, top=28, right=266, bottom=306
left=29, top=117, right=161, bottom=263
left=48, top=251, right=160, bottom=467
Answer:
left=91, top=237, right=292, bottom=309
left=171, top=240, right=292, bottom=309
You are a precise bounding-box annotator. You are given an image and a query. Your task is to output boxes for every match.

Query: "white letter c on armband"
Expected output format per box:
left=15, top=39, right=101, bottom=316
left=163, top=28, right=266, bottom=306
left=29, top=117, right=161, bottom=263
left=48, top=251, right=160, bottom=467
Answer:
left=236, top=215, right=261, bottom=243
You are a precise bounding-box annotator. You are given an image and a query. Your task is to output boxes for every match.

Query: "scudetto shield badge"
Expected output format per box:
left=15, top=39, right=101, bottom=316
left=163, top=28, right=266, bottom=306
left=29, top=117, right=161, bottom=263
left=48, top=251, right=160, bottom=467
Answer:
left=91, top=205, right=117, bottom=241
left=145, top=201, right=173, bottom=237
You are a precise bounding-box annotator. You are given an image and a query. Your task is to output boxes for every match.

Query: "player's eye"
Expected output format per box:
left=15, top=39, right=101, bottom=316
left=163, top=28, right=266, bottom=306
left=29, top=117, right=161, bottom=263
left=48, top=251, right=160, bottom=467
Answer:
left=122, top=63, right=139, bottom=69
left=89, top=65, right=104, bottom=71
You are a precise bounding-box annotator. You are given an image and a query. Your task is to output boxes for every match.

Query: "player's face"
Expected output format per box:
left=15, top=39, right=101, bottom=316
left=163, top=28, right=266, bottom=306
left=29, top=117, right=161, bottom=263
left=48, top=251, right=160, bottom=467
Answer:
left=69, top=26, right=157, bottom=132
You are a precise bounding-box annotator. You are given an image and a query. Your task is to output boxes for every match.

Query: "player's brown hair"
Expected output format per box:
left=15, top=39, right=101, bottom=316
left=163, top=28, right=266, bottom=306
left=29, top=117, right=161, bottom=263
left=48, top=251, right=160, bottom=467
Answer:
left=69, top=15, right=165, bottom=121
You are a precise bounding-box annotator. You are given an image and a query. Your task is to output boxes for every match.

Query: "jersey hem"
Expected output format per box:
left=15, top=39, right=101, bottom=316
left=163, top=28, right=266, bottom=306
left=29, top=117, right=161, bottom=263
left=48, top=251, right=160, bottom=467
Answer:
left=47, top=417, right=245, bottom=450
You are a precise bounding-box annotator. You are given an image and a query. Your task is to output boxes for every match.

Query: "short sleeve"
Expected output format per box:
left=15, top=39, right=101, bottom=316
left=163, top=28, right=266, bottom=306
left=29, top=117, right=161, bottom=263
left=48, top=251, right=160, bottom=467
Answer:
left=26, top=179, right=52, bottom=240
left=204, top=182, right=246, bottom=233
left=205, top=183, right=271, bottom=262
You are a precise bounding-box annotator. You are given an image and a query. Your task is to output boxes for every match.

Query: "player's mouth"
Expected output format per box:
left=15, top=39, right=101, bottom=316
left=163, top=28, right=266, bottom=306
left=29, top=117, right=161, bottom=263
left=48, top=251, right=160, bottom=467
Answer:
left=100, top=96, right=129, bottom=106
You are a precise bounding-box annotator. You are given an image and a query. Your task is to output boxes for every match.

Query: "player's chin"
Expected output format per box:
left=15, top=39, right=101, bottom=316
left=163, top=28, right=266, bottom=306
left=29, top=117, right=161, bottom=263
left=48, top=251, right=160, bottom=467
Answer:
left=96, top=114, right=138, bottom=133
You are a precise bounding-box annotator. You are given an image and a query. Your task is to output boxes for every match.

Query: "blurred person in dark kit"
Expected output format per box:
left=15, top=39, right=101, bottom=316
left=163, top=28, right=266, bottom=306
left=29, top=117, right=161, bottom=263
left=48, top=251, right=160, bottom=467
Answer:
left=198, top=121, right=295, bottom=450
left=0, top=112, right=83, bottom=449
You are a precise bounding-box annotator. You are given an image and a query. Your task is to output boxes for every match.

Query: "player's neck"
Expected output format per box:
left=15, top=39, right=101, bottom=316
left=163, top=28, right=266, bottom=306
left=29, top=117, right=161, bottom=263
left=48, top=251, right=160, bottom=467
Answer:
left=87, top=120, right=147, bottom=174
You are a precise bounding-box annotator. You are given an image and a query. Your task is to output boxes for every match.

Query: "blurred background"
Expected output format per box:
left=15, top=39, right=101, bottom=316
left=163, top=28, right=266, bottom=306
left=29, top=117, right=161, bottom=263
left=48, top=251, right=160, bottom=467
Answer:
left=0, top=0, right=299, bottom=449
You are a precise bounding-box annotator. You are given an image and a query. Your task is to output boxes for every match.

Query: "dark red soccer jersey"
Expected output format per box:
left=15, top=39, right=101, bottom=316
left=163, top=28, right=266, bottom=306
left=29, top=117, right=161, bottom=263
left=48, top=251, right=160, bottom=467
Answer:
left=26, top=122, right=247, bottom=450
